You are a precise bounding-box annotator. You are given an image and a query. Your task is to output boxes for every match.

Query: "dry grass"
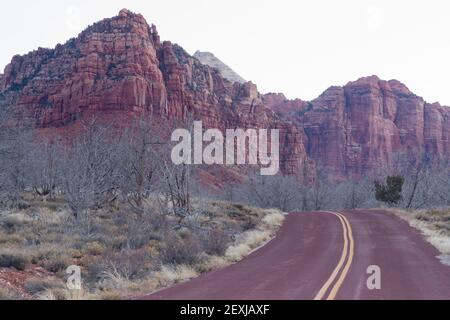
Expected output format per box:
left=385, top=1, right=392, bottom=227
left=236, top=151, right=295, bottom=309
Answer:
left=222, top=210, right=284, bottom=262
left=34, top=287, right=96, bottom=300
left=0, top=195, right=286, bottom=300
left=0, top=286, right=22, bottom=300
left=196, top=255, right=229, bottom=273
left=225, top=230, right=271, bottom=262
left=155, top=265, right=199, bottom=287
left=262, top=210, right=286, bottom=229
left=393, top=208, right=450, bottom=266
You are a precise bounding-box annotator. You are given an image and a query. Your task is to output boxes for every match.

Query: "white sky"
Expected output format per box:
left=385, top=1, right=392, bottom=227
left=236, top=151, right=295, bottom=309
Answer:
left=1, top=0, right=450, bottom=105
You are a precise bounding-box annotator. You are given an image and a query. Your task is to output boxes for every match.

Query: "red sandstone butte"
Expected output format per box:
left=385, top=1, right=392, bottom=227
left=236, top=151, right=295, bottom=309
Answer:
left=0, top=9, right=309, bottom=177
left=264, top=76, right=450, bottom=178
left=1, top=9, right=449, bottom=179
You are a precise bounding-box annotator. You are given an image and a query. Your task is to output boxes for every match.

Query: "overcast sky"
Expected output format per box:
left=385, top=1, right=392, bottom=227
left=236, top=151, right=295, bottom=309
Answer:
left=1, top=0, right=449, bottom=105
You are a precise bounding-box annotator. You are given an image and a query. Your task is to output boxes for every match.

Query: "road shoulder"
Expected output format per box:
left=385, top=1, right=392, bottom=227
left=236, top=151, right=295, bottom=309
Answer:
left=390, top=208, right=450, bottom=266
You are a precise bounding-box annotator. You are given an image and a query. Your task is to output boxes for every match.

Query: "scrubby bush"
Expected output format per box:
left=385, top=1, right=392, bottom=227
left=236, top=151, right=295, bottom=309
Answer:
left=0, top=252, right=28, bottom=270
left=375, top=175, right=405, bottom=205
left=0, top=214, right=32, bottom=232
left=25, top=278, right=65, bottom=295
left=159, top=233, right=202, bottom=265
left=122, top=214, right=166, bottom=250
left=41, top=254, right=72, bottom=273
left=98, top=249, right=151, bottom=281
left=200, top=229, right=230, bottom=256
left=84, top=242, right=105, bottom=256
left=0, top=287, right=22, bottom=300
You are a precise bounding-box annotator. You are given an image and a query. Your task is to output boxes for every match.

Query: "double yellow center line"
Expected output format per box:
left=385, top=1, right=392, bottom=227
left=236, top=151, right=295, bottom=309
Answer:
left=314, top=211, right=355, bottom=300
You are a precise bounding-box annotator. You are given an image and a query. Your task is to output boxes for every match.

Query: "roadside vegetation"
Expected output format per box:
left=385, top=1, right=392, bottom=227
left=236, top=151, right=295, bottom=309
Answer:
left=0, top=112, right=287, bottom=300
left=393, top=209, right=450, bottom=266
left=0, top=195, right=284, bottom=300
left=226, top=156, right=449, bottom=213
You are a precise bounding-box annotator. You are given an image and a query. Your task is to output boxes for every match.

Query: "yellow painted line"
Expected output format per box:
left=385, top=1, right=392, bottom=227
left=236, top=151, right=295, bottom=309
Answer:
left=313, top=212, right=349, bottom=300
left=327, top=212, right=355, bottom=300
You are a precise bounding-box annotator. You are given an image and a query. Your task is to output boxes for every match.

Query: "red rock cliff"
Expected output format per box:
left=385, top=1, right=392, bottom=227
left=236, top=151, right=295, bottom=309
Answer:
left=264, top=75, right=450, bottom=178
left=0, top=9, right=309, bottom=177
left=1, top=10, right=448, bottom=179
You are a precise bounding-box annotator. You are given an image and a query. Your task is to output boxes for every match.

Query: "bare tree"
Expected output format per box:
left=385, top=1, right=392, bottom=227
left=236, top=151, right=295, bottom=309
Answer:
left=163, top=161, right=192, bottom=220
left=0, top=98, right=33, bottom=207
left=308, top=166, right=333, bottom=210
left=233, top=172, right=299, bottom=212
left=334, top=177, right=374, bottom=209
left=160, top=117, right=199, bottom=222
left=60, top=117, right=120, bottom=219
left=118, top=117, right=164, bottom=213
left=434, top=159, right=450, bottom=206
left=25, top=139, right=62, bottom=200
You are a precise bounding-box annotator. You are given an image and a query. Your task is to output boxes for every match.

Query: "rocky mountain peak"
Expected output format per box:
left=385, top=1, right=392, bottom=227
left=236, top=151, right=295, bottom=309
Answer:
left=386, top=79, right=413, bottom=95
left=347, top=75, right=381, bottom=86
left=118, top=8, right=133, bottom=17
left=193, top=51, right=246, bottom=84
left=346, top=75, right=413, bottom=96
left=115, top=8, right=148, bottom=23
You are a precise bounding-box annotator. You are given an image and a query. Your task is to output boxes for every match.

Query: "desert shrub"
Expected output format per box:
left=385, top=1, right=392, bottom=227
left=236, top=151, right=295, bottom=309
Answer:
left=147, top=212, right=169, bottom=230
left=232, top=204, right=245, bottom=211
left=35, top=288, right=71, bottom=300
left=27, top=246, right=58, bottom=265
left=225, top=229, right=271, bottom=262
left=225, top=243, right=251, bottom=262
left=94, top=291, right=123, bottom=300
left=83, top=257, right=104, bottom=284
left=0, top=287, right=22, bottom=300
left=417, top=210, right=450, bottom=225
left=375, top=175, right=405, bottom=205
left=110, top=211, right=167, bottom=250
left=41, top=254, right=72, bottom=273
left=155, top=265, right=198, bottom=287
left=238, top=230, right=271, bottom=249
left=0, top=252, right=28, bottom=270
left=84, top=242, right=105, bottom=256
left=159, top=233, right=202, bottom=265
left=241, top=219, right=258, bottom=231
left=98, top=249, right=151, bottom=281
left=262, top=211, right=285, bottom=229
left=416, top=213, right=433, bottom=222
left=200, top=229, right=230, bottom=256
left=109, top=235, right=128, bottom=251
left=0, top=214, right=32, bottom=232
left=69, top=211, right=104, bottom=236
left=25, top=277, right=65, bottom=295
left=124, top=216, right=164, bottom=250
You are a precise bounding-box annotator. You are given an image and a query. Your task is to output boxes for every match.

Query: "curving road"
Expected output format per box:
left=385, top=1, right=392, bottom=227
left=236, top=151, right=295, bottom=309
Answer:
left=141, top=210, right=450, bottom=300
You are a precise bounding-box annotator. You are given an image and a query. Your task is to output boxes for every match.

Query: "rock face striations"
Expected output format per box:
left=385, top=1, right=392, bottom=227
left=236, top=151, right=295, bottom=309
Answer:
left=0, top=9, right=308, bottom=177
left=264, top=76, right=450, bottom=178
left=0, top=9, right=449, bottom=179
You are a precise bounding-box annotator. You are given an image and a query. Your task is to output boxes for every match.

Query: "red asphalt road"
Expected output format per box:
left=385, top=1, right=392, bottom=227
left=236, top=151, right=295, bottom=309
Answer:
left=141, top=210, right=450, bottom=300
